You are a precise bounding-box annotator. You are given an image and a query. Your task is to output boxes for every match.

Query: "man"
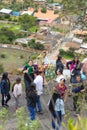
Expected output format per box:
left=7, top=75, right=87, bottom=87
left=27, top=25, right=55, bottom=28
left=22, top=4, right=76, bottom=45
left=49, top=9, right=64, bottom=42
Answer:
left=34, top=70, right=43, bottom=113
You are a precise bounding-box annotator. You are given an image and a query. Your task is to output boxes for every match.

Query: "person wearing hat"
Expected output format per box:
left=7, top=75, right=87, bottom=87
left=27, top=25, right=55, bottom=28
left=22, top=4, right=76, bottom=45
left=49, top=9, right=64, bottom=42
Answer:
left=12, top=77, right=22, bottom=110
left=0, top=72, right=11, bottom=107
left=56, top=69, right=65, bottom=83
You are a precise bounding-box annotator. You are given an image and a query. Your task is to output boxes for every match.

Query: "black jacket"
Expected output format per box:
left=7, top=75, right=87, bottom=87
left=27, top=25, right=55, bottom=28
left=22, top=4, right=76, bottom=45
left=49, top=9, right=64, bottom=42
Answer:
left=55, top=60, right=64, bottom=74
left=26, top=90, right=38, bottom=108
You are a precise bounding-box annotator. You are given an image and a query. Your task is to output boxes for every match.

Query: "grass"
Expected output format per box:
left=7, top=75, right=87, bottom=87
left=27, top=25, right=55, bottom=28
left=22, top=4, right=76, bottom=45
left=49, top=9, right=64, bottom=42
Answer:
left=0, top=23, right=21, bottom=31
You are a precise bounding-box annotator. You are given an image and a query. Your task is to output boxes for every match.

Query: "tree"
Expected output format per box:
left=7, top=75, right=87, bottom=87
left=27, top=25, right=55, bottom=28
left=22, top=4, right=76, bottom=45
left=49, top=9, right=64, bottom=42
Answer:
left=0, top=27, right=15, bottom=44
left=61, top=0, right=87, bottom=29
left=18, top=14, right=37, bottom=31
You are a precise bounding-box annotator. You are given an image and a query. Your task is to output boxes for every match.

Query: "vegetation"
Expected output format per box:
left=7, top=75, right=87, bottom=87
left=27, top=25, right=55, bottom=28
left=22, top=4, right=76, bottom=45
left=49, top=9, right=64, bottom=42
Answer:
left=62, top=0, right=87, bottom=29
left=41, top=7, right=47, bottom=13
left=54, top=10, right=59, bottom=14
left=0, top=27, right=16, bottom=44
left=0, top=108, right=8, bottom=129
left=28, top=39, right=45, bottom=50
left=63, top=116, right=87, bottom=130
left=0, top=48, right=39, bottom=73
left=16, top=107, right=39, bottom=130
left=18, top=14, right=37, bottom=31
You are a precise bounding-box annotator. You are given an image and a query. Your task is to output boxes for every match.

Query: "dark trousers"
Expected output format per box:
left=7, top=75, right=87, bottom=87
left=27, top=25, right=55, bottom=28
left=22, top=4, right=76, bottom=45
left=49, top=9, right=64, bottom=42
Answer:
left=2, top=93, right=11, bottom=106
left=73, top=94, right=80, bottom=113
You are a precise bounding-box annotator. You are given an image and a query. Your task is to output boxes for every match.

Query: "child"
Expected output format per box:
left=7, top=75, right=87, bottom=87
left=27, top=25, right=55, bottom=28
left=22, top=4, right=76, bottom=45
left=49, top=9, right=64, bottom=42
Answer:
left=12, top=77, right=22, bottom=110
left=0, top=72, right=11, bottom=107
left=26, top=83, right=38, bottom=120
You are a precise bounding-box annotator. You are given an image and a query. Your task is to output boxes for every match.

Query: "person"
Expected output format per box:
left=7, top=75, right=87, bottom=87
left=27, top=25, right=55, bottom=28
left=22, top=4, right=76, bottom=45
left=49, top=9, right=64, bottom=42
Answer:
left=66, top=56, right=81, bottom=83
left=56, top=69, right=65, bottom=83
left=55, top=55, right=64, bottom=75
left=53, top=78, right=67, bottom=103
left=48, top=91, right=65, bottom=130
left=22, top=60, right=34, bottom=93
left=34, top=70, right=43, bottom=113
left=12, top=77, right=22, bottom=110
left=71, top=75, right=84, bottom=114
left=54, top=92, right=65, bottom=130
left=26, top=83, right=38, bottom=120
left=0, top=72, right=11, bottom=107
left=42, top=51, right=49, bottom=65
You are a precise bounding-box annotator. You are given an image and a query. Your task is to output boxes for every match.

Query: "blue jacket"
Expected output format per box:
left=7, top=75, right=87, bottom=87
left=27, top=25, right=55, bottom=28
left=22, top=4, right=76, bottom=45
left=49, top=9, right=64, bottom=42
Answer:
left=1, top=79, right=10, bottom=95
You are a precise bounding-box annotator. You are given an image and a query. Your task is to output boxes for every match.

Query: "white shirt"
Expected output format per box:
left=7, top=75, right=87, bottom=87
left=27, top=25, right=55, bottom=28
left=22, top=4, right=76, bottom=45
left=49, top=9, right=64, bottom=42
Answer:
left=43, top=57, right=49, bottom=64
left=13, top=83, right=22, bottom=98
left=56, top=74, right=65, bottom=83
left=34, top=75, right=43, bottom=95
left=55, top=98, right=65, bottom=115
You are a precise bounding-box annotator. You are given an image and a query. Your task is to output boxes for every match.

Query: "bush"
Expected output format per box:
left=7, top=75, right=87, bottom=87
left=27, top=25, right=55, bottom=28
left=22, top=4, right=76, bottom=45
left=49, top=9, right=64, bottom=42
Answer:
left=28, top=40, right=44, bottom=50
left=54, top=10, right=59, bottom=14
left=0, top=64, right=4, bottom=74
left=22, top=43, right=27, bottom=47
left=41, top=7, right=47, bottom=13
left=0, top=53, right=6, bottom=58
left=59, top=49, right=74, bottom=59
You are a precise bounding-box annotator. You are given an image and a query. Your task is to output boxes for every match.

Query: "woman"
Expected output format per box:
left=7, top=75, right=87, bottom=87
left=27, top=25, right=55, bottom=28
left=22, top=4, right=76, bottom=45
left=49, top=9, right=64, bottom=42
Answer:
left=56, top=69, right=65, bottom=83
left=48, top=91, right=65, bottom=130
left=53, top=78, right=67, bottom=103
left=66, top=56, right=81, bottom=82
left=22, top=60, right=34, bottom=93
left=55, top=55, right=64, bottom=75
left=1, top=72, right=11, bottom=107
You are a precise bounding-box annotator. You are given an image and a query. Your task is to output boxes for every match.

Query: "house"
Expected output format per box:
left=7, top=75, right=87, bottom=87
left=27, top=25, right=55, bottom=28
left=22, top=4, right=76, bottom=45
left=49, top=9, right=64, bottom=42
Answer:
left=20, top=11, right=34, bottom=15
left=33, top=0, right=47, bottom=5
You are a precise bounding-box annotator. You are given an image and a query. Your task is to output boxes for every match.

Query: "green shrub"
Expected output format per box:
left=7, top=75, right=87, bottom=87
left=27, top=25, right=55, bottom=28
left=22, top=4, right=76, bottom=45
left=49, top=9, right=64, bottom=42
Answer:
left=54, top=10, right=59, bottom=14
left=22, top=43, right=27, bottom=47
left=41, top=7, right=47, bottom=13
left=0, top=53, right=6, bottom=58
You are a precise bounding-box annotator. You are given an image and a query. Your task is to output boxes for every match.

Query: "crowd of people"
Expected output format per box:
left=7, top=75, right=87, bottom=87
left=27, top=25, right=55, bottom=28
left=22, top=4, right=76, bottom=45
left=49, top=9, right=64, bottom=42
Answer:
left=0, top=51, right=87, bottom=130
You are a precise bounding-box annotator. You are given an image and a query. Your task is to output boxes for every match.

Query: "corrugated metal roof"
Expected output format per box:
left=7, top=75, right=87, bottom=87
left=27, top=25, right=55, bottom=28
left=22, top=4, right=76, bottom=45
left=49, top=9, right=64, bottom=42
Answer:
left=0, top=8, right=12, bottom=14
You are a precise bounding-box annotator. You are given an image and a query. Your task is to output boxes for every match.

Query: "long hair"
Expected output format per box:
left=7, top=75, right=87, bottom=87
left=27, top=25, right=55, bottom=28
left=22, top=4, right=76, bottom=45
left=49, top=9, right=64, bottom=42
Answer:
left=1, top=72, right=10, bottom=86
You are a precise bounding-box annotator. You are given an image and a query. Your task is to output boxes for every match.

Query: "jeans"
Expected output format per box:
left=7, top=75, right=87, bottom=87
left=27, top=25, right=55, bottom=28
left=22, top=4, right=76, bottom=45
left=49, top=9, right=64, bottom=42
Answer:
left=27, top=106, right=36, bottom=120
left=37, top=95, right=42, bottom=111
left=51, top=111, right=62, bottom=130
